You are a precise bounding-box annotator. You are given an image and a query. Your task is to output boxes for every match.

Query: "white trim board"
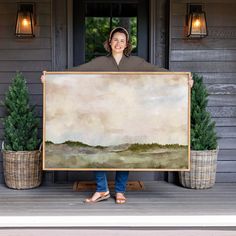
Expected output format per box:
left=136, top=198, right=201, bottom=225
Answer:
left=0, top=215, right=236, bottom=228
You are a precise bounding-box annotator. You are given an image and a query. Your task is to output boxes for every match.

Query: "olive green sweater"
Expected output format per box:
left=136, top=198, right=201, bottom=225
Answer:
left=70, top=55, right=168, bottom=72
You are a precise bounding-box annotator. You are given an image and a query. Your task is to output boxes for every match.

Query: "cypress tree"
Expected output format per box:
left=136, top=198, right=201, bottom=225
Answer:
left=3, top=72, right=40, bottom=151
left=191, top=73, right=217, bottom=150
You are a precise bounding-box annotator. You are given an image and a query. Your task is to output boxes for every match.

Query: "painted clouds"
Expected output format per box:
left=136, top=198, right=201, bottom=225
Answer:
left=45, top=73, right=189, bottom=146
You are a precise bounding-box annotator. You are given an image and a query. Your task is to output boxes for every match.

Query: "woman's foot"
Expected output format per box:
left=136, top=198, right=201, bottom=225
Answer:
left=84, top=191, right=110, bottom=203
left=115, top=192, right=126, bottom=204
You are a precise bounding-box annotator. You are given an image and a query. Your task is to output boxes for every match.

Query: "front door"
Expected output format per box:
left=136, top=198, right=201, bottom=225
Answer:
left=73, top=0, right=149, bottom=66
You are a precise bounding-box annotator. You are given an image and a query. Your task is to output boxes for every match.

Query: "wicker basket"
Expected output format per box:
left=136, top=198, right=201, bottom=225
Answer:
left=179, top=149, right=218, bottom=189
left=2, top=143, right=42, bottom=190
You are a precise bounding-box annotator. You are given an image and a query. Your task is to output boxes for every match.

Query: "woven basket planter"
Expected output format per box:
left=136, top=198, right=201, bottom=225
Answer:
left=2, top=149, right=42, bottom=190
left=179, top=149, right=218, bottom=189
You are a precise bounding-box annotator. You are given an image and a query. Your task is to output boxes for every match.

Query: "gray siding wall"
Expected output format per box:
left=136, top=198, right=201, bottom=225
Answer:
left=169, top=0, right=236, bottom=182
left=0, top=0, right=52, bottom=183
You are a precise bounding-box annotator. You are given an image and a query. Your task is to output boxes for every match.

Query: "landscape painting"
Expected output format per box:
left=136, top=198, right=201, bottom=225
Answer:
left=43, top=72, right=190, bottom=171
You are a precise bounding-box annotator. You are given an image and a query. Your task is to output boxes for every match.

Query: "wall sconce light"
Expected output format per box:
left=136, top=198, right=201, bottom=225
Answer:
left=15, top=3, right=35, bottom=38
left=187, top=4, right=208, bottom=38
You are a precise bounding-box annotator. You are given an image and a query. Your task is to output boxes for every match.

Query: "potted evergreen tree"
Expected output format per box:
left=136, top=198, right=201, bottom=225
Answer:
left=1, top=72, right=42, bottom=189
left=179, top=73, right=218, bottom=189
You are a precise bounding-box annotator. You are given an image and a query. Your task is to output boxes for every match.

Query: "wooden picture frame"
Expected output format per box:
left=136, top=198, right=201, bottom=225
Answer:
left=43, top=72, right=191, bottom=171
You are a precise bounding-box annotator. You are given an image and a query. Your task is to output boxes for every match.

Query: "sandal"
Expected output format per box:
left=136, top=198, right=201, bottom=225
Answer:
left=84, top=191, right=110, bottom=203
left=115, top=193, right=126, bottom=204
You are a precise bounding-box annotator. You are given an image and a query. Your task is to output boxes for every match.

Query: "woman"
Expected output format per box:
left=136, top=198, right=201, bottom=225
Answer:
left=75, top=27, right=167, bottom=204
left=71, top=27, right=167, bottom=72
left=42, top=27, right=192, bottom=204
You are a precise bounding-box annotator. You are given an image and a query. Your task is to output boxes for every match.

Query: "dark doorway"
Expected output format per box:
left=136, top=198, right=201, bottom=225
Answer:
left=73, top=0, right=149, bottom=66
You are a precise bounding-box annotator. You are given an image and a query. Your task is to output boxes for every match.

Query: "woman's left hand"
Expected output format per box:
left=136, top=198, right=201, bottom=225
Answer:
left=189, top=75, right=194, bottom=88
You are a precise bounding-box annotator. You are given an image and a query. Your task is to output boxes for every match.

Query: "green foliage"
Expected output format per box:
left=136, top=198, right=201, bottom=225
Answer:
left=191, top=73, right=218, bottom=150
left=45, top=141, right=54, bottom=144
left=85, top=17, right=111, bottom=62
left=128, top=143, right=186, bottom=152
left=3, top=72, right=40, bottom=151
left=47, top=140, right=185, bottom=151
left=63, top=140, right=90, bottom=147
left=56, top=140, right=105, bottom=149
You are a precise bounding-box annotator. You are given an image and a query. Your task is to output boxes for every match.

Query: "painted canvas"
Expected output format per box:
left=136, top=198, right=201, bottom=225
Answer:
left=43, top=72, right=190, bottom=171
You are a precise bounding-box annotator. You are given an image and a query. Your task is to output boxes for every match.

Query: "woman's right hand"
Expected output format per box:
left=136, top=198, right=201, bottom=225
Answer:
left=40, top=73, right=46, bottom=83
left=40, top=75, right=45, bottom=83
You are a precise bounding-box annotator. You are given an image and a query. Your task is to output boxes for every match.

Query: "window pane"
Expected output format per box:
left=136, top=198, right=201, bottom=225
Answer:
left=85, top=17, right=110, bottom=62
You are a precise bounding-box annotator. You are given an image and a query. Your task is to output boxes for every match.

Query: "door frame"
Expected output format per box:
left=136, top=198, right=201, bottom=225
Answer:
left=66, top=0, right=163, bottom=68
left=51, top=0, right=170, bottom=183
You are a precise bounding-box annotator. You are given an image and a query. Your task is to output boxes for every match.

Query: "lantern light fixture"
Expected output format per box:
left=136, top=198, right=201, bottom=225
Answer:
left=187, top=4, right=208, bottom=38
left=15, top=3, right=35, bottom=38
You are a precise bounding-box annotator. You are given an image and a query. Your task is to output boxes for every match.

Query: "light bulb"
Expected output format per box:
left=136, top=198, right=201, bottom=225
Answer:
left=22, top=18, right=29, bottom=27
left=193, top=19, right=201, bottom=28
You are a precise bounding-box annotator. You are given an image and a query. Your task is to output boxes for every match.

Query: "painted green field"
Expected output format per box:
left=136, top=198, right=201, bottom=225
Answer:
left=45, top=141, right=188, bottom=169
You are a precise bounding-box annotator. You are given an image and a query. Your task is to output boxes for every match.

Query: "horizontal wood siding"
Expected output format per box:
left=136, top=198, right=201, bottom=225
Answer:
left=170, top=0, right=236, bottom=182
left=0, top=0, right=52, bottom=184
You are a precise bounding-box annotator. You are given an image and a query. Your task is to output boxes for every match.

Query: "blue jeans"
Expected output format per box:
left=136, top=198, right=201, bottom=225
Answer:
left=94, top=171, right=129, bottom=193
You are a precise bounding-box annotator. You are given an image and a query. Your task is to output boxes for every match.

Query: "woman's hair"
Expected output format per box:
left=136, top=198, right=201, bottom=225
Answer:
left=103, top=27, right=132, bottom=56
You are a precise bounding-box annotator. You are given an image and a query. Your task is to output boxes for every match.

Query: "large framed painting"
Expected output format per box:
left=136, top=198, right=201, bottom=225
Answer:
left=43, top=72, right=191, bottom=171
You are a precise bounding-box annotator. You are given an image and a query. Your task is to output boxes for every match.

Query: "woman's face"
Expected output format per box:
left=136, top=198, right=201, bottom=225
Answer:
left=110, top=32, right=127, bottom=54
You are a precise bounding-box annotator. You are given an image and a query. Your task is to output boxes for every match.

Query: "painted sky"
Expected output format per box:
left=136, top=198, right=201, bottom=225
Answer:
left=45, top=73, right=189, bottom=146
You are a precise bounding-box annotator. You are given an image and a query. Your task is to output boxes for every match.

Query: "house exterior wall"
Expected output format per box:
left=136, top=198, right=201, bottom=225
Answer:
left=0, top=0, right=235, bottom=184
left=169, top=0, right=236, bottom=182
left=0, top=0, right=53, bottom=183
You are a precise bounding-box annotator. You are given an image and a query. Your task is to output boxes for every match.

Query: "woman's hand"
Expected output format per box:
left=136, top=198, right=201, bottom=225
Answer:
left=40, top=71, right=46, bottom=83
left=189, top=74, right=194, bottom=88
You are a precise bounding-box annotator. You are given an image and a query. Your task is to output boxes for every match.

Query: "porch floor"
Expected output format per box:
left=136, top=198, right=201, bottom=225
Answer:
left=0, top=181, right=236, bottom=227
